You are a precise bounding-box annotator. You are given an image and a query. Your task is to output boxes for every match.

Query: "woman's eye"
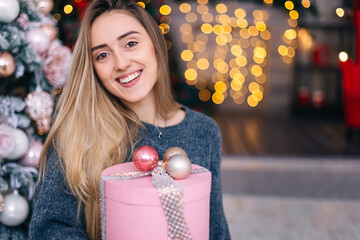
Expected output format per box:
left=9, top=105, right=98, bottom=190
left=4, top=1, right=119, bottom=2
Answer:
left=126, top=41, right=138, bottom=48
left=96, top=52, right=109, bottom=60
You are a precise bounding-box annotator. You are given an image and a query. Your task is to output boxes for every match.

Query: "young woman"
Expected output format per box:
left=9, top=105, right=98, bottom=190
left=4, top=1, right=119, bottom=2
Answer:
left=29, top=0, right=230, bottom=239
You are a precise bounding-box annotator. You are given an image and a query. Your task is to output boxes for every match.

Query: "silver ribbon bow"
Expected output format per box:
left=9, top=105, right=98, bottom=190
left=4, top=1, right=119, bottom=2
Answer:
left=100, top=162, right=208, bottom=240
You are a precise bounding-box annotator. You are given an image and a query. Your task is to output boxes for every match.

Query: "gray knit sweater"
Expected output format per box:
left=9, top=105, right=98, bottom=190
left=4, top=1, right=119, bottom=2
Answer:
left=28, top=106, right=230, bottom=240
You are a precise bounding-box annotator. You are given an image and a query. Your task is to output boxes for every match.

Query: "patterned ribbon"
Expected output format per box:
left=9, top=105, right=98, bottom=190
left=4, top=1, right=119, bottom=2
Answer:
left=100, top=162, right=208, bottom=240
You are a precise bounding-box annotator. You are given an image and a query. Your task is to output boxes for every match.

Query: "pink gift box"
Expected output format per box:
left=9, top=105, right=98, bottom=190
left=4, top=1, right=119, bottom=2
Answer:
left=100, top=162, right=212, bottom=240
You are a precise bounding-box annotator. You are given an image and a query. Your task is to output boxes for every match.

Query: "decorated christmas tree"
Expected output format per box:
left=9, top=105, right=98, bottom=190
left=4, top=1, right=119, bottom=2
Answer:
left=0, top=0, right=71, bottom=238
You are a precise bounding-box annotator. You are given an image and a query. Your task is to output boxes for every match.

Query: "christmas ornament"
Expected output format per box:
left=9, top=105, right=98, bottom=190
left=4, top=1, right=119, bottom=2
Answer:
left=0, top=124, right=15, bottom=159
left=165, top=154, right=191, bottom=180
left=163, top=147, right=188, bottom=163
left=6, top=128, right=29, bottom=160
left=0, top=52, right=16, bottom=78
left=25, top=87, right=54, bottom=135
left=43, top=40, right=72, bottom=87
left=37, top=0, right=54, bottom=15
left=20, top=141, right=43, bottom=168
left=0, top=191, right=29, bottom=227
left=41, top=23, right=58, bottom=42
left=26, top=28, right=51, bottom=55
left=0, top=0, right=20, bottom=23
left=0, top=193, right=3, bottom=212
left=132, top=145, right=159, bottom=171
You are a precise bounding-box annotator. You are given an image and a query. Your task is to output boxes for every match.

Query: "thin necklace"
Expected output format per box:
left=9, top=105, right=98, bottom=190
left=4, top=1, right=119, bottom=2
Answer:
left=155, top=116, right=166, bottom=139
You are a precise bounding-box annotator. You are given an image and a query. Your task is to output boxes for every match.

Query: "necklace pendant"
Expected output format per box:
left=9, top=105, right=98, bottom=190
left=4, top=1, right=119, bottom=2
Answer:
left=158, top=132, right=163, bottom=139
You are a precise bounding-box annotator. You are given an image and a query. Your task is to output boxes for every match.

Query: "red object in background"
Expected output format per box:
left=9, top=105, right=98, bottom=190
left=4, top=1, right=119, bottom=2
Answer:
left=72, top=0, right=91, bottom=19
left=312, top=43, right=332, bottom=67
left=339, top=9, right=360, bottom=128
left=297, top=87, right=310, bottom=107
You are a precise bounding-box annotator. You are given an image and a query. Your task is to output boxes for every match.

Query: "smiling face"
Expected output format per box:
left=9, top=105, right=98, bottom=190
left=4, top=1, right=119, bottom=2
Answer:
left=90, top=10, right=158, bottom=107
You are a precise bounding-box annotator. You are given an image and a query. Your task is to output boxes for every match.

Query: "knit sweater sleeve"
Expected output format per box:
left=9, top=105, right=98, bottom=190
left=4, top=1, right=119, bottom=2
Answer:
left=208, top=119, right=231, bottom=240
left=28, top=145, right=89, bottom=240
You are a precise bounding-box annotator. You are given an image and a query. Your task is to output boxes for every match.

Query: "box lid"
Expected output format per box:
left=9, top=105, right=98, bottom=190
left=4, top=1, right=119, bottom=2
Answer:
left=101, top=162, right=211, bottom=206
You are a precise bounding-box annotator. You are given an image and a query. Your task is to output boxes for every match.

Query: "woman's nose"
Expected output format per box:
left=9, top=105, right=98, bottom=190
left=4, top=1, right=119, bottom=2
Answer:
left=113, top=52, right=131, bottom=71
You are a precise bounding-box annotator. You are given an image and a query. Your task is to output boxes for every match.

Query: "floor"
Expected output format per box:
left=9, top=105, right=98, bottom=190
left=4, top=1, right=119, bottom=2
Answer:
left=214, top=114, right=360, bottom=239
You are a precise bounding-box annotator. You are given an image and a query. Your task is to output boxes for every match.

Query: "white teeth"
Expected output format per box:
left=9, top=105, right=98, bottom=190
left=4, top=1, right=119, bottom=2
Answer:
left=118, top=71, right=141, bottom=84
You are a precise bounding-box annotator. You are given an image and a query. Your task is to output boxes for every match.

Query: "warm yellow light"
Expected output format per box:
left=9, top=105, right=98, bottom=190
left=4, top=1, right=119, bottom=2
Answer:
left=186, top=12, right=197, bottom=22
left=217, top=61, right=229, bottom=73
left=339, top=51, right=348, bottom=62
left=302, top=0, right=311, bottom=8
left=263, top=0, right=273, bottom=4
left=260, top=30, right=271, bottom=40
left=53, top=13, right=61, bottom=22
left=223, top=25, right=232, bottom=34
left=230, top=68, right=241, bottom=78
left=215, top=81, right=227, bottom=93
left=236, top=55, right=247, bottom=67
left=285, top=1, right=294, bottom=10
left=251, top=65, right=262, bottom=77
left=212, top=92, right=225, bottom=104
left=252, top=89, right=264, bottom=101
left=240, top=28, right=250, bottom=38
left=201, top=23, right=212, bottom=34
left=234, top=8, right=246, bottom=18
left=216, top=35, right=227, bottom=46
left=253, top=56, right=265, bottom=64
left=219, top=14, right=230, bottom=24
left=254, top=47, right=267, bottom=58
left=137, top=2, right=145, bottom=8
left=216, top=3, right=227, bottom=13
left=231, top=79, right=243, bottom=91
left=248, top=26, right=259, bottom=36
left=159, top=23, right=170, bottom=34
left=253, top=10, right=264, bottom=20
left=202, top=13, right=214, bottom=22
left=287, top=47, right=295, bottom=57
left=196, top=34, right=208, bottom=43
left=231, top=45, right=243, bottom=56
left=278, top=45, right=288, bottom=56
left=288, top=18, right=298, bottom=27
left=249, top=82, right=260, bottom=93
left=159, top=5, right=171, bottom=15
left=197, top=58, right=210, bottom=70
left=213, top=25, right=225, bottom=35
left=230, top=17, right=238, bottom=27
left=284, top=29, right=297, bottom=40
left=282, top=56, right=293, bottom=64
left=289, top=10, right=299, bottom=19
left=199, top=89, right=211, bottom=102
left=181, top=50, right=194, bottom=61
left=184, top=68, right=197, bottom=80
left=256, top=74, right=266, bottom=84
left=298, top=28, right=313, bottom=49
left=64, top=4, right=73, bottom=14
left=197, top=4, right=209, bottom=14
left=198, top=0, right=208, bottom=4
left=247, top=95, right=258, bottom=107
left=237, top=18, right=248, bottom=28
left=255, top=21, right=266, bottom=31
left=179, top=3, right=191, bottom=13
left=336, top=8, right=345, bottom=18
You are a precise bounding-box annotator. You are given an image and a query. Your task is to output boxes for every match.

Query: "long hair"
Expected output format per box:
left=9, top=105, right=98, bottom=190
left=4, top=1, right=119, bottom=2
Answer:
left=39, top=0, right=180, bottom=238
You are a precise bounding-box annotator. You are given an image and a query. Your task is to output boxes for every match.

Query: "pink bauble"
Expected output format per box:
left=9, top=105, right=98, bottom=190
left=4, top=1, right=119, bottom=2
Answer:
left=0, top=124, right=15, bottom=159
left=20, top=141, right=43, bottom=168
left=37, top=0, right=54, bottom=16
left=41, top=23, right=58, bottom=42
left=26, top=28, right=50, bottom=55
left=132, top=145, right=159, bottom=172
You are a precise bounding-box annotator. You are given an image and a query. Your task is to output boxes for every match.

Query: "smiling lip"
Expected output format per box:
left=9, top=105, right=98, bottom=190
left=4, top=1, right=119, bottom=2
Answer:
left=116, top=70, right=142, bottom=88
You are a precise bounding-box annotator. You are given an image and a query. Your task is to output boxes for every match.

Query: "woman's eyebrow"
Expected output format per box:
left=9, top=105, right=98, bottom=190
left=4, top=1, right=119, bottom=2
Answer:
left=91, top=30, right=140, bottom=52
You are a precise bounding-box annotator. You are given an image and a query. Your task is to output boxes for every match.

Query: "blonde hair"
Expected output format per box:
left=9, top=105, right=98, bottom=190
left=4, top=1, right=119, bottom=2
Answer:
left=39, top=0, right=180, bottom=238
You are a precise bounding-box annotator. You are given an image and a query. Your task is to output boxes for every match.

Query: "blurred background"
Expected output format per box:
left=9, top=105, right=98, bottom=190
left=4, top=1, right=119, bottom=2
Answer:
left=0, top=0, right=359, bottom=239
